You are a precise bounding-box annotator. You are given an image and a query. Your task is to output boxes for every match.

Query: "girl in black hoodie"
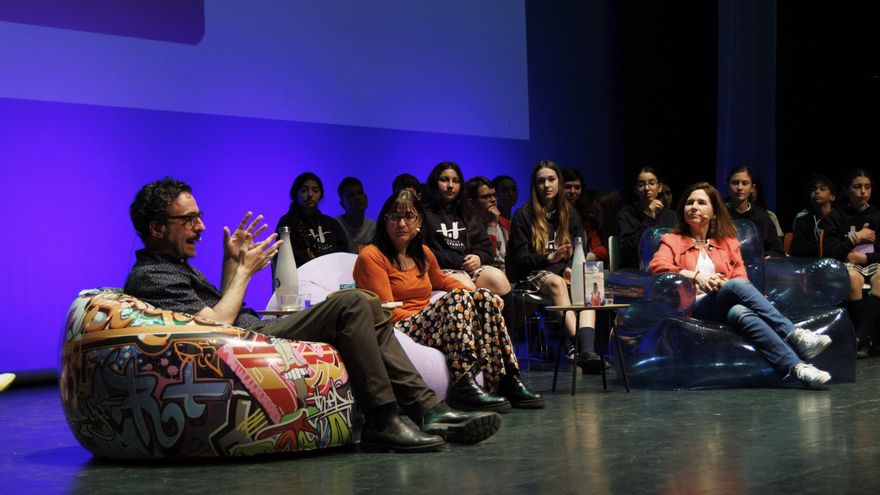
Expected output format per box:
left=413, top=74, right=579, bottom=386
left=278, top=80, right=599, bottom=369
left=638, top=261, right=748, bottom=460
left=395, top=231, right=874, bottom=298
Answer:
left=422, top=162, right=511, bottom=297
left=823, top=169, right=880, bottom=357
left=724, top=166, right=784, bottom=258
left=273, top=172, right=348, bottom=269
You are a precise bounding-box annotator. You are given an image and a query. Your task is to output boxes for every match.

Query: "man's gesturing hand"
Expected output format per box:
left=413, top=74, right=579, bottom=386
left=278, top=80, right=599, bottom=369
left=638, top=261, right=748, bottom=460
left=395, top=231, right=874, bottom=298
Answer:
left=238, top=234, right=282, bottom=277
left=224, top=212, right=270, bottom=259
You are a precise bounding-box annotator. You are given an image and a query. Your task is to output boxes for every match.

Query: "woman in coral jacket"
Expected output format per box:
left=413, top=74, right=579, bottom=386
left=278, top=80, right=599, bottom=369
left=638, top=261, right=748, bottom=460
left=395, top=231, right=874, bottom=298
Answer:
left=648, top=182, right=833, bottom=389
left=354, top=189, right=543, bottom=412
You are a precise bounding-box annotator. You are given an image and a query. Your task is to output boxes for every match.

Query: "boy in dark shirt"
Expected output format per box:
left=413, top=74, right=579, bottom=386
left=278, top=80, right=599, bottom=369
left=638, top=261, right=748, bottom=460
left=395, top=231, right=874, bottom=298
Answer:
left=790, top=175, right=837, bottom=258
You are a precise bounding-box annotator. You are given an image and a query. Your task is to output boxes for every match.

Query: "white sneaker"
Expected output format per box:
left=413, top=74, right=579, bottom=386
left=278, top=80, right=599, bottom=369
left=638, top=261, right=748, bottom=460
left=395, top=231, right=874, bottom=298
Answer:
left=793, top=363, right=831, bottom=390
left=789, top=328, right=832, bottom=360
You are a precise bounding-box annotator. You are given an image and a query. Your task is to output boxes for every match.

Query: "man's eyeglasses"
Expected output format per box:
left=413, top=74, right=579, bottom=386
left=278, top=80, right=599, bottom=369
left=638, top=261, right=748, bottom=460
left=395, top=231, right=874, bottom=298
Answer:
left=476, top=193, right=496, bottom=201
left=166, top=211, right=204, bottom=228
left=385, top=213, right=420, bottom=224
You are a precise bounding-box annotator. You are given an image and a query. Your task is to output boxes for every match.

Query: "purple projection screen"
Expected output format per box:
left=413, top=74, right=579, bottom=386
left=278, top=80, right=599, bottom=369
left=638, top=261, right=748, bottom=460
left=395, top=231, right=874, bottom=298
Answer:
left=0, top=1, right=529, bottom=374
left=0, top=1, right=528, bottom=139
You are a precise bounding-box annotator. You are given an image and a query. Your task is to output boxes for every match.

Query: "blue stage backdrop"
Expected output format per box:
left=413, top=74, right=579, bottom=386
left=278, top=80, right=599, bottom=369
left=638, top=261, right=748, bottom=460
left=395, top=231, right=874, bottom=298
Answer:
left=0, top=1, right=622, bottom=374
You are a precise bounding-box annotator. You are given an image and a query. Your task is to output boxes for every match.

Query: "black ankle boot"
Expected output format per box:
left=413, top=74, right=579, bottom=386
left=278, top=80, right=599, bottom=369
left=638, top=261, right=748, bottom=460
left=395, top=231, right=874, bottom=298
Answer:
left=498, top=372, right=544, bottom=409
left=360, top=409, right=445, bottom=453
left=418, top=402, right=502, bottom=444
left=575, top=327, right=605, bottom=374
left=577, top=351, right=607, bottom=374
left=447, top=369, right=511, bottom=413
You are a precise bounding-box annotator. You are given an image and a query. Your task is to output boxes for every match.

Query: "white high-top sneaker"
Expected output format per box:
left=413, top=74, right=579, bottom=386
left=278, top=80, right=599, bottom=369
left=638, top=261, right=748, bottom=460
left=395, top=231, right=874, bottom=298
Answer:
left=793, top=363, right=831, bottom=389
left=789, top=328, right=832, bottom=360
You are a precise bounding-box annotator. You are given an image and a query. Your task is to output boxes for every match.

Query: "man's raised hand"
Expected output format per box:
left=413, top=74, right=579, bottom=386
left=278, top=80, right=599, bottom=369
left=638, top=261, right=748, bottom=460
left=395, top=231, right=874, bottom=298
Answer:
left=224, top=211, right=270, bottom=259
left=238, top=233, right=282, bottom=277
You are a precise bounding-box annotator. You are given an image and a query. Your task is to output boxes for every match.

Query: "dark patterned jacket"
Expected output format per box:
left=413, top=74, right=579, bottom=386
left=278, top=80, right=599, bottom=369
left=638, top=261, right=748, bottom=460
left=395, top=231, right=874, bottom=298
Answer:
left=124, top=249, right=261, bottom=328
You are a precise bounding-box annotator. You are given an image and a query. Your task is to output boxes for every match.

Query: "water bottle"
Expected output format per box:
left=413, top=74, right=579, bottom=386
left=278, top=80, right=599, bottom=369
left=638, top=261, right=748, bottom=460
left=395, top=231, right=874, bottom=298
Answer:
left=570, top=236, right=586, bottom=305
left=274, top=227, right=299, bottom=310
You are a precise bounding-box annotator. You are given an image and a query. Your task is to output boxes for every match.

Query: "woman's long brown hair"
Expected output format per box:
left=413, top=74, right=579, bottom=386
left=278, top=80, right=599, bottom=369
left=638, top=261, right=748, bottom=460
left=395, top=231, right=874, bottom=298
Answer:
left=671, top=182, right=738, bottom=239
left=529, top=160, right=573, bottom=253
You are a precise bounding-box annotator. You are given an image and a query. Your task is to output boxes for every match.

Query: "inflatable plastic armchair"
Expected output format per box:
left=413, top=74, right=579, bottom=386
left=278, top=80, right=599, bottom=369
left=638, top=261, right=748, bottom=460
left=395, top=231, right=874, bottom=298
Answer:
left=606, top=220, right=855, bottom=389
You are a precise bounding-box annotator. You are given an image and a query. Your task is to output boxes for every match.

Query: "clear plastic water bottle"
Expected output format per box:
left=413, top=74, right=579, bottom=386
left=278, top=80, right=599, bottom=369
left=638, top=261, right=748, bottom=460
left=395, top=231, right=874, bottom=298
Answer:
left=570, top=236, right=586, bottom=305
left=274, top=227, right=299, bottom=310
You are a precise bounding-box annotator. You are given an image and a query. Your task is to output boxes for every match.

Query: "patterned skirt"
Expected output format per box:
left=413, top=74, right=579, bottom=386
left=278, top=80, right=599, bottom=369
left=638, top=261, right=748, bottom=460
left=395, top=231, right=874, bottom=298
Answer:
left=393, top=288, right=518, bottom=391
left=517, top=269, right=557, bottom=293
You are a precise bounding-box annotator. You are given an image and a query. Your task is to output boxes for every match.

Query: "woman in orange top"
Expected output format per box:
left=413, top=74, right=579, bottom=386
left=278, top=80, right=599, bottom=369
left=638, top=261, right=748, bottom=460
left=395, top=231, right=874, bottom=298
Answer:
left=354, top=190, right=543, bottom=411
left=648, top=182, right=833, bottom=389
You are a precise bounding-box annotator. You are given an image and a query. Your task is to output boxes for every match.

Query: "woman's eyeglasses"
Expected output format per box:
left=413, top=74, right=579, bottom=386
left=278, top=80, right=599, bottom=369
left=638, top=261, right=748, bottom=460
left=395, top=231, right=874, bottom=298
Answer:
left=385, top=213, right=420, bottom=224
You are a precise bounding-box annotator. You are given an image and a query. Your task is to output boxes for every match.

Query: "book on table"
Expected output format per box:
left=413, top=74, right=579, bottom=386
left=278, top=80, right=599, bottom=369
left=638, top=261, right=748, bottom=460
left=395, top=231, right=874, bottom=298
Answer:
left=583, top=261, right=605, bottom=306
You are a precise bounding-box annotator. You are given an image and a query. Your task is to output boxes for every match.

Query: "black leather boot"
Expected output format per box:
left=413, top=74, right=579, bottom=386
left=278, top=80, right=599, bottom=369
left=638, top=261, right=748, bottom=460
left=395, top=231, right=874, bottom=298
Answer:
left=418, top=402, right=502, bottom=444
left=498, top=372, right=545, bottom=409
left=447, top=368, right=511, bottom=413
left=360, top=411, right=445, bottom=453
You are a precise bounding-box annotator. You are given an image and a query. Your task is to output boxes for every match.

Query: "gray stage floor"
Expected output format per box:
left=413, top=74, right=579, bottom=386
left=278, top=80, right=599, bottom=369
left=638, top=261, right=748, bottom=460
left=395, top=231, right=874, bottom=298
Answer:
left=2, top=361, right=879, bottom=495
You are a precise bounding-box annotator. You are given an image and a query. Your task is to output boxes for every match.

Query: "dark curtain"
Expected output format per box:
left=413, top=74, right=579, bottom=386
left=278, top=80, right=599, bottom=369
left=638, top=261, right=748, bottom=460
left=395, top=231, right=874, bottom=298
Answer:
left=716, top=0, right=777, bottom=208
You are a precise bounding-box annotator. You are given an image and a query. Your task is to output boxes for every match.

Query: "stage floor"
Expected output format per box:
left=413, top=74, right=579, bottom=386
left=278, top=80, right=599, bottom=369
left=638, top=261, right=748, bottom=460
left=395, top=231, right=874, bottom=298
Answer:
left=2, top=362, right=880, bottom=495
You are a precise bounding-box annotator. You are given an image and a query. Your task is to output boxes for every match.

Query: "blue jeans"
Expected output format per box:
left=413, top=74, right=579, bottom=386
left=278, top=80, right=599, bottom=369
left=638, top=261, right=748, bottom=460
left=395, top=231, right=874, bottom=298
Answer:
left=692, top=278, right=800, bottom=375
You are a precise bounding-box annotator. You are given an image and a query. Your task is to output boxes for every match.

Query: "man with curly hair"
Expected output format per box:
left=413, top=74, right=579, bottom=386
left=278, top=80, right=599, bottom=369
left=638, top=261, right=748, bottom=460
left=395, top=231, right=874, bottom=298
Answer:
left=123, top=177, right=502, bottom=453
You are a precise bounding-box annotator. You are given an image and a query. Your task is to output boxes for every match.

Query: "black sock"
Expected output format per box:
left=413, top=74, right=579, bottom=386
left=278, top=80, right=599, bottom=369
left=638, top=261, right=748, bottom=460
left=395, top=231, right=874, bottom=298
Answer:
left=844, top=298, right=864, bottom=336
left=858, top=295, right=880, bottom=346
left=575, top=327, right=596, bottom=355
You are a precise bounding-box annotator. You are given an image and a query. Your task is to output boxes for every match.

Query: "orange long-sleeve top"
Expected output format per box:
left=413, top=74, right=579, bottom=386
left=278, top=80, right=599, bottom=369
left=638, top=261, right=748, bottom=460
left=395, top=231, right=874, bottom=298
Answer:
left=353, top=244, right=467, bottom=322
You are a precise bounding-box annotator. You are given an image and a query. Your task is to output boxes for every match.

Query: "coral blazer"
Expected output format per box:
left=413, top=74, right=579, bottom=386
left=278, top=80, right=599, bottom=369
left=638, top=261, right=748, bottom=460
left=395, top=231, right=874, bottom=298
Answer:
left=648, top=233, right=748, bottom=280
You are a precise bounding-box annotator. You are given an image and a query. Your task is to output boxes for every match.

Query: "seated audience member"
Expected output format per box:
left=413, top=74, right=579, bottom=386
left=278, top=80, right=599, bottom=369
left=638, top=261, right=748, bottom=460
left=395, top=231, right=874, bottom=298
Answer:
left=750, top=175, right=784, bottom=238
left=124, top=177, right=500, bottom=452
left=336, top=177, right=376, bottom=253
left=562, top=167, right=602, bottom=261
left=659, top=182, right=674, bottom=209
left=466, top=176, right=508, bottom=271
left=822, top=169, right=880, bottom=358
left=392, top=173, right=423, bottom=201
left=561, top=167, right=589, bottom=219
left=586, top=190, right=624, bottom=263
left=617, top=167, right=675, bottom=269
left=790, top=174, right=837, bottom=258
left=724, top=166, right=785, bottom=257
left=421, top=162, right=510, bottom=296
left=507, top=160, right=603, bottom=373
left=274, top=172, right=349, bottom=268
left=354, top=189, right=543, bottom=410
left=493, top=175, right=519, bottom=225
left=648, top=182, right=833, bottom=389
